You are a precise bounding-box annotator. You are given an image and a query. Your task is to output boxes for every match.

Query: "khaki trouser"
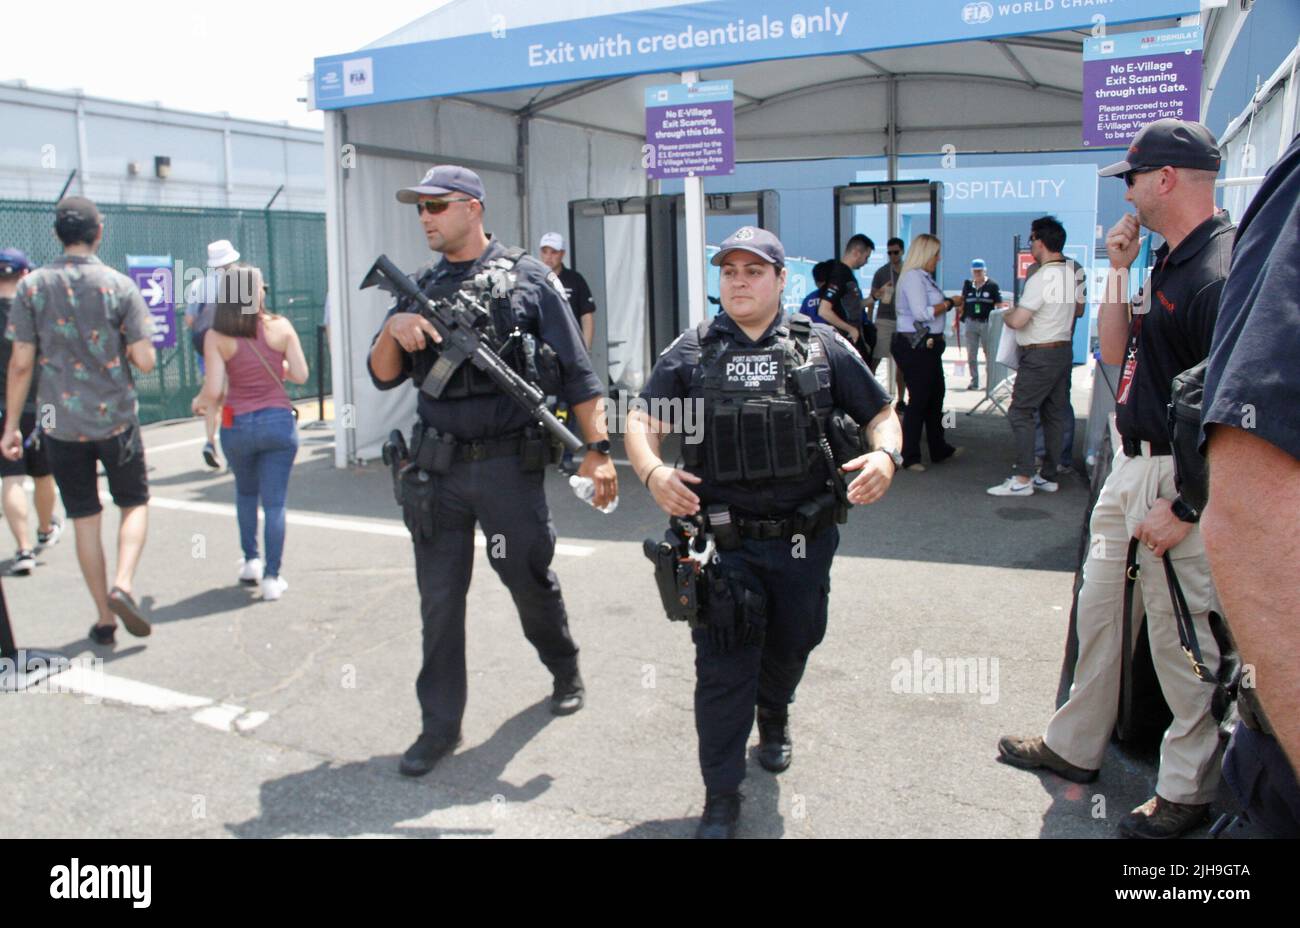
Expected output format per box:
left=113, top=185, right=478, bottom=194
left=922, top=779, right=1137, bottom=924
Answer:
left=1044, top=442, right=1223, bottom=804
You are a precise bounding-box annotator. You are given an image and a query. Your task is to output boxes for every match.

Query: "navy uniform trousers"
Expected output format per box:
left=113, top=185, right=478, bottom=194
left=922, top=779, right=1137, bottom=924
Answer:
left=411, top=453, right=579, bottom=737
left=693, top=526, right=839, bottom=794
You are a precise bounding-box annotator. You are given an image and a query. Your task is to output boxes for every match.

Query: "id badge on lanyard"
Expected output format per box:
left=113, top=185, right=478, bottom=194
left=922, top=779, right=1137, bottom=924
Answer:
left=1116, top=268, right=1152, bottom=406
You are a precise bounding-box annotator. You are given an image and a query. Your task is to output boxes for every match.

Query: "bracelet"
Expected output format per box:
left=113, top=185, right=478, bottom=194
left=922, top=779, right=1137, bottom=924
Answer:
left=643, top=463, right=668, bottom=489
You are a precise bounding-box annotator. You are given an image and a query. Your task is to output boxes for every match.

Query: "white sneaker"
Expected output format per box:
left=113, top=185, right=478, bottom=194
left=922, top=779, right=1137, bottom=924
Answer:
left=239, top=558, right=264, bottom=585
left=36, top=519, right=64, bottom=551
left=261, top=575, right=288, bottom=601
left=1032, top=474, right=1059, bottom=493
left=987, top=477, right=1034, bottom=497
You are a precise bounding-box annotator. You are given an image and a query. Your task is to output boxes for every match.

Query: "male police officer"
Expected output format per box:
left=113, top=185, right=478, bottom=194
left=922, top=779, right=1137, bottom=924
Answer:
left=367, top=165, right=617, bottom=777
left=625, top=227, right=901, bottom=838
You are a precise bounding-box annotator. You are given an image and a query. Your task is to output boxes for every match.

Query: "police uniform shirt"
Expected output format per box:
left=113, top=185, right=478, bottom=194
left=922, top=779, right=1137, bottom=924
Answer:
left=1202, top=135, right=1300, bottom=461
left=641, top=310, right=889, bottom=512
left=960, top=278, right=1002, bottom=322
left=367, top=237, right=604, bottom=440
left=820, top=260, right=866, bottom=325
left=556, top=265, right=595, bottom=322
left=1114, top=212, right=1234, bottom=445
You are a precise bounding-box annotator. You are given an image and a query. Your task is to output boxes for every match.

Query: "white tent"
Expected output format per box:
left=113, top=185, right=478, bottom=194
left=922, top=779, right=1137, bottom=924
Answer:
left=314, top=0, right=1230, bottom=466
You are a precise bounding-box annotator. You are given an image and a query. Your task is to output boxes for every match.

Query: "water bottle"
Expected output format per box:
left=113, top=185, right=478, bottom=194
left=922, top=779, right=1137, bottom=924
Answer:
left=569, top=474, right=618, bottom=514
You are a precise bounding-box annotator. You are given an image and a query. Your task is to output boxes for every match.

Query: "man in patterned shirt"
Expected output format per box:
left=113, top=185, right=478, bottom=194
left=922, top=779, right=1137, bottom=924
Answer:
left=2, top=197, right=157, bottom=645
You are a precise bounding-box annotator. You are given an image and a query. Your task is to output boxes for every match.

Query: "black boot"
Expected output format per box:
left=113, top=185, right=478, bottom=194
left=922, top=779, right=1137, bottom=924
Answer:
left=756, top=706, right=792, bottom=773
left=399, top=731, right=462, bottom=777
left=695, top=791, right=742, bottom=839
left=550, top=669, right=585, bottom=716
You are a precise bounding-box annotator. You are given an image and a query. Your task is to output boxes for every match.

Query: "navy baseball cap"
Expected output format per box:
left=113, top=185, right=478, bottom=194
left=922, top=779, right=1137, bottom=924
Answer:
left=711, top=226, right=785, bottom=268
left=0, top=248, right=31, bottom=274
left=1099, top=118, right=1222, bottom=178
left=396, top=165, right=486, bottom=204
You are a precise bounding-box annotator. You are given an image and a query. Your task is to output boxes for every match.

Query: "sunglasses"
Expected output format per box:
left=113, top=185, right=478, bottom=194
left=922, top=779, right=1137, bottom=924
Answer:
left=416, top=197, right=474, bottom=215
left=1124, top=167, right=1163, bottom=188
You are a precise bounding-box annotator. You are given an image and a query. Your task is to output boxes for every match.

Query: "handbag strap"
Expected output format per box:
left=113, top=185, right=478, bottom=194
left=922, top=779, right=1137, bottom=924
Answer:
left=1124, top=537, right=1219, bottom=687
left=243, top=323, right=293, bottom=405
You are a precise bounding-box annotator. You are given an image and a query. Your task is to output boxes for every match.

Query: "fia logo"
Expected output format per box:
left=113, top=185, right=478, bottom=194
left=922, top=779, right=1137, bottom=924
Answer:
left=962, top=2, right=993, bottom=25
left=348, top=69, right=368, bottom=87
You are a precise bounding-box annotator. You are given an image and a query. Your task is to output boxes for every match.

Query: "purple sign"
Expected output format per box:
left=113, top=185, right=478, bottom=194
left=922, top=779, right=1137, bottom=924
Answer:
left=1082, top=28, right=1202, bottom=148
left=126, top=259, right=177, bottom=349
left=645, top=81, right=734, bottom=180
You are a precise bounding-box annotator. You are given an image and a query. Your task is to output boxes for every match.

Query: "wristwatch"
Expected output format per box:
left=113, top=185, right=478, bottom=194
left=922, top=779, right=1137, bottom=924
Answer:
left=1171, top=496, right=1200, bottom=524
left=877, top=446, right=904, bottom=472
left=585, top=439, right=612, bottom=455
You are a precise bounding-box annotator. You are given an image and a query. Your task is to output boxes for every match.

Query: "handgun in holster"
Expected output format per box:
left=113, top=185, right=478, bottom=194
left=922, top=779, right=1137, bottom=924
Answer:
left=382, top=429, right=410, bottom=507
left=643, top=515, right=715, bottom=629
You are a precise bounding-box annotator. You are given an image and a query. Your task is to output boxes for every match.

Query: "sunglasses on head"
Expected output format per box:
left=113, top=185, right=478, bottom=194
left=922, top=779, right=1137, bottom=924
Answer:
left=1124, top=167, right=1163, bottom=187
left=416, top=197, right=474, bottom=215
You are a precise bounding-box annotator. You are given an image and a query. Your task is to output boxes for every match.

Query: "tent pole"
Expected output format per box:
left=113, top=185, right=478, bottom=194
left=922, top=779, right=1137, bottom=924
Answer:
left=887, top=76, right=899, bottom=239
left=517, top=115, right=531, bottom=248
left=682, top=72, right=707, bottom=327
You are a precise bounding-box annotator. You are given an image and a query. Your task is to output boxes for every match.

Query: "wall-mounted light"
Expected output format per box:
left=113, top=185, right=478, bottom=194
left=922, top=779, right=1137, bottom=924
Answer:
left=154, top=156, right=171, bottom=179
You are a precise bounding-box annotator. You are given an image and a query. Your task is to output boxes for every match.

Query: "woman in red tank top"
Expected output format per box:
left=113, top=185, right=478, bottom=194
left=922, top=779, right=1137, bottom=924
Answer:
left=192, top=265, right=308, bottom=600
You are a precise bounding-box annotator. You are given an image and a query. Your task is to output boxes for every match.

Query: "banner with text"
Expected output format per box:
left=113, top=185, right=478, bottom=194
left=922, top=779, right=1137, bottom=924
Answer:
left=645, top=81, right=734, bottom=180
left=126, top=255, right=177, bottom=350
left=315, top=0, right=1198, bottom=108
left=1082, top=26, right=1202, bottom=148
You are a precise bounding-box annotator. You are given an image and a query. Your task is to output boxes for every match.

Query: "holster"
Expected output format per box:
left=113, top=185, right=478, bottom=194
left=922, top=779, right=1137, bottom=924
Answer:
left=398, top=466, right=438, bottom=542
left=644, top=532, right=705, bottom=626
left=791, top=492, right=840, bottom=538
left=703, top=570, right=766, bottom=651
left=519, top=424, right=554, bottom=473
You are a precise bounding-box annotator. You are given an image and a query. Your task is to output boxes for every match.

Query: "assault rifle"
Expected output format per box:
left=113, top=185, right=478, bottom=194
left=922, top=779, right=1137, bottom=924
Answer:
left=362, top=254, right=584, bottom=454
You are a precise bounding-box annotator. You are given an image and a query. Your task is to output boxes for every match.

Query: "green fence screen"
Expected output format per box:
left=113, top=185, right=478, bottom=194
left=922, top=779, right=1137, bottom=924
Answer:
left=0, top=198, right=330, bottom=425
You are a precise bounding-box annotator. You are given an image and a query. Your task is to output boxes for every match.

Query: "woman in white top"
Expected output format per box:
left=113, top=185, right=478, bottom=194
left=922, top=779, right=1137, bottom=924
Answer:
left=891, top=234, right=964, bottom=471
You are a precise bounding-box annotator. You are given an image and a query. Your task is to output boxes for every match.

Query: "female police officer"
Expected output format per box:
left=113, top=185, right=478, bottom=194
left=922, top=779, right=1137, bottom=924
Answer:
left=625, top=227, right=902, bottom=838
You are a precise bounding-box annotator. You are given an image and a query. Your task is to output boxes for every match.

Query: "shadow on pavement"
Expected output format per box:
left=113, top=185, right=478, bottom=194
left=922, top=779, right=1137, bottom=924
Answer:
left=228, top=700, right=557, bottom=838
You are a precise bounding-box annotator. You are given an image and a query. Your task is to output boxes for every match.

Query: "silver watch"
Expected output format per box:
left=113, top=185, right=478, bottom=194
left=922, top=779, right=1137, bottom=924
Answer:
left=878, top=446, right=904, bottom=471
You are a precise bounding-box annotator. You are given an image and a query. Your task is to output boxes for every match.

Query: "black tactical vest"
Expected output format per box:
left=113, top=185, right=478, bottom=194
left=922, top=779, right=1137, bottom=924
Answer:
left=681, top=314, right=835, bottom=504
left=410, top=246, right=552, bottom=399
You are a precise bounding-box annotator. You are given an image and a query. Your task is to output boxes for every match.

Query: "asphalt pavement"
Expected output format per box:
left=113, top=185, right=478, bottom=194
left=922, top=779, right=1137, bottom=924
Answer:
left=0, top=356, right=1261, bottom=838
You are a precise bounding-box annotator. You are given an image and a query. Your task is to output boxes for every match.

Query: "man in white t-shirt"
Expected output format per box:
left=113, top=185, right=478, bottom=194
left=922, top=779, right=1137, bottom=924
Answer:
left=988, top=216, right=1077, bottom=496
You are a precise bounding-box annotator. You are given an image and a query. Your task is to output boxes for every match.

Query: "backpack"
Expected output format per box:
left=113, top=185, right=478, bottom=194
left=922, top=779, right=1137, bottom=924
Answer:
left=1168, top=360, right=1209, bottom=514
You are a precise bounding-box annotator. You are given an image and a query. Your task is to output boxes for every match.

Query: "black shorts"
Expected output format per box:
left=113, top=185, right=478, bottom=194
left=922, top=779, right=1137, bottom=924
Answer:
left=45, top=426, right=150, bottom=519
left=0, top=410, right=53, bottom=479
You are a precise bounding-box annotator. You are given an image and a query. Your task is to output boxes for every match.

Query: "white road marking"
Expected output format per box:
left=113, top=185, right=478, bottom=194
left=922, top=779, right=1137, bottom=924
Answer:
left=137, top=494, right=596, bottom=557
left=46, top=665, right=271, bottom=733
left=143, top=436, right=210, bottom=454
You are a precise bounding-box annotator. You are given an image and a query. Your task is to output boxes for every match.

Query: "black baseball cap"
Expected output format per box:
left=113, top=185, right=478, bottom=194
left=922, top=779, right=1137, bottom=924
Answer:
left=54, top=196, right=103, bottom=239
left=1099, top=118, right=1222, bottom=178
left=396, top=165, right=486, bottom=204
left=711, top=226, right=785, bottom=268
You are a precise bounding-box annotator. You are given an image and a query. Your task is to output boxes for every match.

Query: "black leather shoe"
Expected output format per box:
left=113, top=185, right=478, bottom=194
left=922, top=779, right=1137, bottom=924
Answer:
left=756, top=706, right=792, bottom=773
left=399, top=732, right=461, bottom=777
left=550, top=670, right=584, bottom=716
left=695, top=792, right=742, bottom=839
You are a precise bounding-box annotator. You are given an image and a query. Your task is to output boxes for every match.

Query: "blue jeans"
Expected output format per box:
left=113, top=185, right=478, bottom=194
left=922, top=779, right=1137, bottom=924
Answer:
left=220, top=407, right=298, bottom=577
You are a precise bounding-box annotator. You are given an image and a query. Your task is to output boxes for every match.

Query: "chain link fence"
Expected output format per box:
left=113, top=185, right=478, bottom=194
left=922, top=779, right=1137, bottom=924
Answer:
left=0, top=198, right=330, bottom=424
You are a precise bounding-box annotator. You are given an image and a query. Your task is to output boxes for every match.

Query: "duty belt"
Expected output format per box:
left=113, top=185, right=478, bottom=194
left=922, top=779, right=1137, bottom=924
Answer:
left=1120, top=435, right=1172, bottom=457
left=412, top=425, right=526, bottom=471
